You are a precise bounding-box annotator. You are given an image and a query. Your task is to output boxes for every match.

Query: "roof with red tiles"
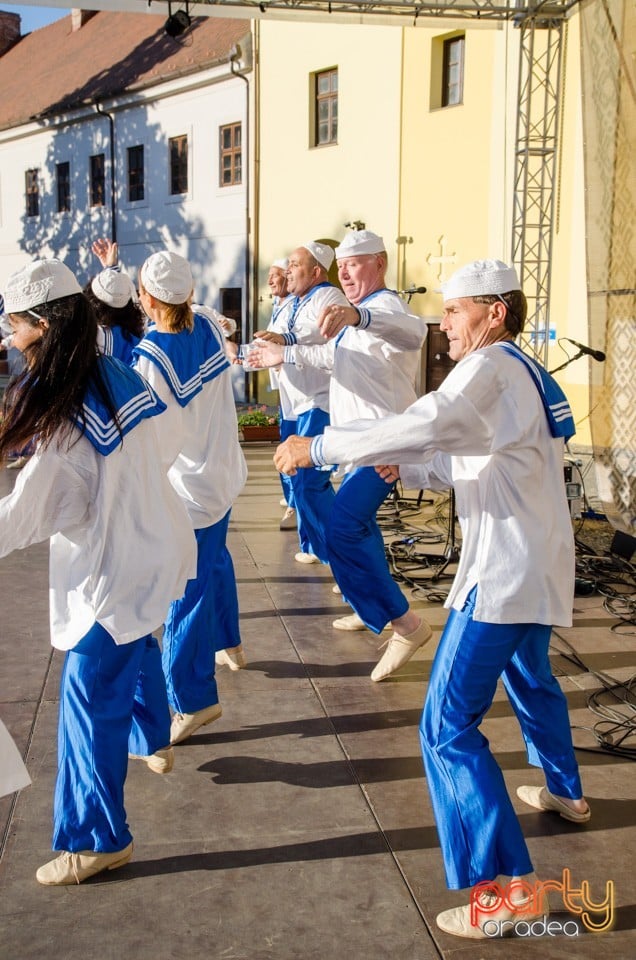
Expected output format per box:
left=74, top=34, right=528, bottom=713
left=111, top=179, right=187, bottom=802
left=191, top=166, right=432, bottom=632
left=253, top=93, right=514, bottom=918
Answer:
left=0, top=10, right=250, bottom=131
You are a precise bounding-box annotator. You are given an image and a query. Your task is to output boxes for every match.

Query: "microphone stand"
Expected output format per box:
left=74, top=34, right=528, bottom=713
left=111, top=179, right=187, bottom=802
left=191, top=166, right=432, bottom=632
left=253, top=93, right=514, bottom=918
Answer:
left=549, top=350, right=587, bottom=375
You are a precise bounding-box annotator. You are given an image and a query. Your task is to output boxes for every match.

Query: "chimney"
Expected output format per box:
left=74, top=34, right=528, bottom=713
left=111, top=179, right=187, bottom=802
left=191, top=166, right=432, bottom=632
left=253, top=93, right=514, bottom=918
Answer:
left=71, top=9, right=97, bottom=32
left=0, top=11, right=20, bottom=56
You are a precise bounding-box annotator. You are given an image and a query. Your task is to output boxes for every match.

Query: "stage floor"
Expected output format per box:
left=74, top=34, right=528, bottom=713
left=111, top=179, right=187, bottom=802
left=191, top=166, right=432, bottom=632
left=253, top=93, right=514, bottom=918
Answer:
left=1, top=443, right=635, bottom=959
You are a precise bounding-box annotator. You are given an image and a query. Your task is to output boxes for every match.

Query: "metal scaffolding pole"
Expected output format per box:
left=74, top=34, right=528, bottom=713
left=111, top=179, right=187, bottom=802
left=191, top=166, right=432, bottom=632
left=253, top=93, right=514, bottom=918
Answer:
left=512, top=8, right=567, bottom=363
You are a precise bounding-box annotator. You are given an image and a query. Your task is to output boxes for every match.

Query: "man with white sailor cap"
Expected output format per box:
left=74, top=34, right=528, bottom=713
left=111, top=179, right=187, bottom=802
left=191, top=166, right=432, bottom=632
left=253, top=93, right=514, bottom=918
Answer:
left=274, top=257, right=589, bottom=938
left=254, top=240, right=348, bottom=564
left=263, top=256, right=298, bottom=530
left=253, top=229, right=431, bottom=675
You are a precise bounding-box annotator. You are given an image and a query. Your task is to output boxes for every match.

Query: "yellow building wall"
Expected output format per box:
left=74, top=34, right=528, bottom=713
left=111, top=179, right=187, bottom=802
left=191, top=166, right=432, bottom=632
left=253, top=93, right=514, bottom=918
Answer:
left=398, top=25, right=507, bottom=312
left=398, top=18, right=591, bottom=443
left=256, top=19, right=403, bottom=334
left=255, top=16, right=591, bottom=441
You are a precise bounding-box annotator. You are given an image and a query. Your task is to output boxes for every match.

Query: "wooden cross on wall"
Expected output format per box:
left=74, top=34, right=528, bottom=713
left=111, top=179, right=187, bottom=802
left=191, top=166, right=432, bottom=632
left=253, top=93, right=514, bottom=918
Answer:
left=427, top=235, right=457, bottom=283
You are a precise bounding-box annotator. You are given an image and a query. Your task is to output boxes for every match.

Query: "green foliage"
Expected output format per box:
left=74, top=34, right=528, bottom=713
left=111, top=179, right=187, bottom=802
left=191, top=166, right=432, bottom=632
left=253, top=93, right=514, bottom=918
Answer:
left=236, top=405, right=280, bottom=427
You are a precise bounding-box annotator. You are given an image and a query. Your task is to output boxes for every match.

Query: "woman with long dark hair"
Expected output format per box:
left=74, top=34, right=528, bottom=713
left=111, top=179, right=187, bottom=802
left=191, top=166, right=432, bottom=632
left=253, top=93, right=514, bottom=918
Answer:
left=0, top=259, right=196, bottom=885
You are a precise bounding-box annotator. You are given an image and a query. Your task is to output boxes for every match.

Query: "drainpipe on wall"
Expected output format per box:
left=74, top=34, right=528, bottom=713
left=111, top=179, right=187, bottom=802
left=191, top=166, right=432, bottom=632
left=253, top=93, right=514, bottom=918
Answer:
left=230, top=45, right=252, bottom=401
left=95, top=102, right=117, bottom=244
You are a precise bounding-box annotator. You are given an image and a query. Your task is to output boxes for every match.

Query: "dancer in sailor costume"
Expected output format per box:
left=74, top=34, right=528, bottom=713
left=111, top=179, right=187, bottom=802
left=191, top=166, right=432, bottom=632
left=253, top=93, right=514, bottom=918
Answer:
left=254, top=241, right=348, bottom=564
left=86, top=238, right=145, bottom=365
left=274, top=260, right=589, bottom=938
left=134, top=252, right=247, bottom=744
left=252, top=231, right=432, bottom=674
left=0, top=259, right=196, bottom=885
left=261, top=257, right=297, bottom=528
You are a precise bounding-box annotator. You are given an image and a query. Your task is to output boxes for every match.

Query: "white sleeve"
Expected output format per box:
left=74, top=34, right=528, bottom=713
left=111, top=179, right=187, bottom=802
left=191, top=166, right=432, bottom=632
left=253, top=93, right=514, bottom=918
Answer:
left=319, top=354, right=513, bottom=468
left=294, top=339, right=336, bottom=373
left=132, top=357, right=184, bottom=470
left=401, top=452, right=453, bottom=492
left=357, top=309, right=428, bottom=352
left=0, top=445, right=90, bottom=559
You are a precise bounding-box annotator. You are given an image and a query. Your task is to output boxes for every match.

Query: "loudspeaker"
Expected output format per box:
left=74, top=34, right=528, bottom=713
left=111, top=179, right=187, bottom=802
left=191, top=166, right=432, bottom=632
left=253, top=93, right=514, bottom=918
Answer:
left=610, top=529, right=636, bottom=561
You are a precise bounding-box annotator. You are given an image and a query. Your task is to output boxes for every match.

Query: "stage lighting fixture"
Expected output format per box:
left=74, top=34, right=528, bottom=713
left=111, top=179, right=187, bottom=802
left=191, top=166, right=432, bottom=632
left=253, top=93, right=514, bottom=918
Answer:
left=165, top=4, right=191, bottom=38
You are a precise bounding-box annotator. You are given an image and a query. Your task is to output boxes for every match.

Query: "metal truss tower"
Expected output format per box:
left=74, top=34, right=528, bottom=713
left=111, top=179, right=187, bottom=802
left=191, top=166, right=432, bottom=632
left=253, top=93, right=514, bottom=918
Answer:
left=512, top=5, right=570, bottom=363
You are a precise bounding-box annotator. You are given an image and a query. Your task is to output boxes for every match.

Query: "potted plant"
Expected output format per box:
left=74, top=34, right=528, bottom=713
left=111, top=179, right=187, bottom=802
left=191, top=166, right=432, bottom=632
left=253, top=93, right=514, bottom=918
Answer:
left=237, top=405, right=281, bottom=442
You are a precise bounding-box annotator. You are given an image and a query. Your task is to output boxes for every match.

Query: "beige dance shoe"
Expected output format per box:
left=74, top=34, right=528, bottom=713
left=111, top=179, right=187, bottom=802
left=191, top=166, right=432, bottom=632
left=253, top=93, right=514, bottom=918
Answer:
left=333, top=612, right=391, bottom=631
left=294, top=552, right=319, bottom=564
left=332, top=612, right=367, bottom=631
left=128, top=746, right=174, bottom=775
left=370, top=618, right=433, bottom=681
left=436, top=873, right=549, bottom=939
left=280, top=506, right=297, bottom=530
left=170, top=703, right=222, bottom=744
left=215, top=644, right=247, bottom=671
left=36, top=842, right=134, bottom=885
left=516, top=785, right=591, bottom=822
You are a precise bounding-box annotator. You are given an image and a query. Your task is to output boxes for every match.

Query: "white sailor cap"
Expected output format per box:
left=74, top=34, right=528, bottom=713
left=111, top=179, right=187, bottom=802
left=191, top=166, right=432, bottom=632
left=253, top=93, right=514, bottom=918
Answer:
left=335, top=230, right=386, bottom=259
left=140, top=251, right=193, bottom=305
left=91, top=269, right=137, bottom=308
left=299, top=241, right=335, bottom=272
left=441, top=259, right=521, bottom=300
left=3, top=259, right=81, bottom=314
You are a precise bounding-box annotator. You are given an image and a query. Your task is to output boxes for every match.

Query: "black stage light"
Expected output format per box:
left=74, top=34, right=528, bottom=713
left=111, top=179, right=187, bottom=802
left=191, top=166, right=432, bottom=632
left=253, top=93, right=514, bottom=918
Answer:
left=165, top=7, right=191, bottom=38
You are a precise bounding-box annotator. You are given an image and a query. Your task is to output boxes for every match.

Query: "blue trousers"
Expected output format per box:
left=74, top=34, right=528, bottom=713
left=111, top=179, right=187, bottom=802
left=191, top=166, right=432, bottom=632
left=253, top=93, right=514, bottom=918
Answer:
left=162, top=521, right=225, bottom=713
left=420, top=587, right=583, bottom=889
left=284, top=407, right=335, bottom=562
left=53, top=624, right=170, bottom=853
left=278, top=416, right=296, bottom=509
left=212, top=510, right=241, bottom=653
left=327, top=467, right=409, bottom=632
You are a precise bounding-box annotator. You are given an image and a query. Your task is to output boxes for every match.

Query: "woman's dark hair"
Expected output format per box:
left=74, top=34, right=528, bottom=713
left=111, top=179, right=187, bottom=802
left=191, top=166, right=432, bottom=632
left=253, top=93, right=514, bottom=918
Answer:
left=83, top=283, right=145, bottom=339
left=0, top=293, right=122, bottom=462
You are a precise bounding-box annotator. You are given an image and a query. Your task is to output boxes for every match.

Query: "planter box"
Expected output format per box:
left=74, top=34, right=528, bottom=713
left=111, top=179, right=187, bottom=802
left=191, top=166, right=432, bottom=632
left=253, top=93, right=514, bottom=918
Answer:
left=240, top=425, right=280, bottom=442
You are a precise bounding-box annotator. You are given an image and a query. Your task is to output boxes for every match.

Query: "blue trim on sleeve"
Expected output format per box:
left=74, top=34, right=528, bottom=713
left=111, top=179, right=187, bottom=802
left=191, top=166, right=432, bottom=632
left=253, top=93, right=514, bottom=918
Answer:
left=356, top=308, right=371, bottom=329
left=310, top=435, right=327, bottom=467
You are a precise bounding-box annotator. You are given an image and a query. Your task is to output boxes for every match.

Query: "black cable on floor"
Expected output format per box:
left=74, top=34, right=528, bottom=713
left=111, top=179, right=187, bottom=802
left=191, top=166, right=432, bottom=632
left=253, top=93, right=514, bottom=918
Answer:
left=550, top=632, right=636, bottom=761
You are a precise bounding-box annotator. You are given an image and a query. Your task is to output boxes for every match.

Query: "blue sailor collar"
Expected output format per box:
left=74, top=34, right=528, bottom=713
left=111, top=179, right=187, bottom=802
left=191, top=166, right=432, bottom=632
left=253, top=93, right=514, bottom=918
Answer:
left=73, top=354, right=166, bottom=456
left=496, top=341, right=576, bottom=441
left=99, top=325, right=140, bottom=367
left=133, top=312, right=230, bottom=407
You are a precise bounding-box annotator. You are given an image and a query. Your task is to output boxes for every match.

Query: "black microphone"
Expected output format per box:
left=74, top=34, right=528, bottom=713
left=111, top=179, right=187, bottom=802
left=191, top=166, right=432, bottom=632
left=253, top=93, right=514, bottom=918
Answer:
left=565, top=338, right=606, bottom=362
left=411, top=286, right=427, bottom=294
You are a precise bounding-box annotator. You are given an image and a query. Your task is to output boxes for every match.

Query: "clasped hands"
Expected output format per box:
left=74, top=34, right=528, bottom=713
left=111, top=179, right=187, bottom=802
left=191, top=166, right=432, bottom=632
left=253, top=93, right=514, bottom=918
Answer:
left=247, top=304, right=360, bottom=371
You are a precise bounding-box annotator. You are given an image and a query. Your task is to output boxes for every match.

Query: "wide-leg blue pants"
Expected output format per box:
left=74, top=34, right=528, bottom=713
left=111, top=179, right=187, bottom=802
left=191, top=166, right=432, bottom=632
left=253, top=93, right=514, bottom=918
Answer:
left=327, top=466, right=409, bottom=632
left=162, top=522, right=222, bottom=714
left=212, top=510, right=242, bottom=654
left=53, top=623, right=170, bottom=853
left=285, top=407, right=335, bottom=562
left=420, top=587, right=583, bottom=889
